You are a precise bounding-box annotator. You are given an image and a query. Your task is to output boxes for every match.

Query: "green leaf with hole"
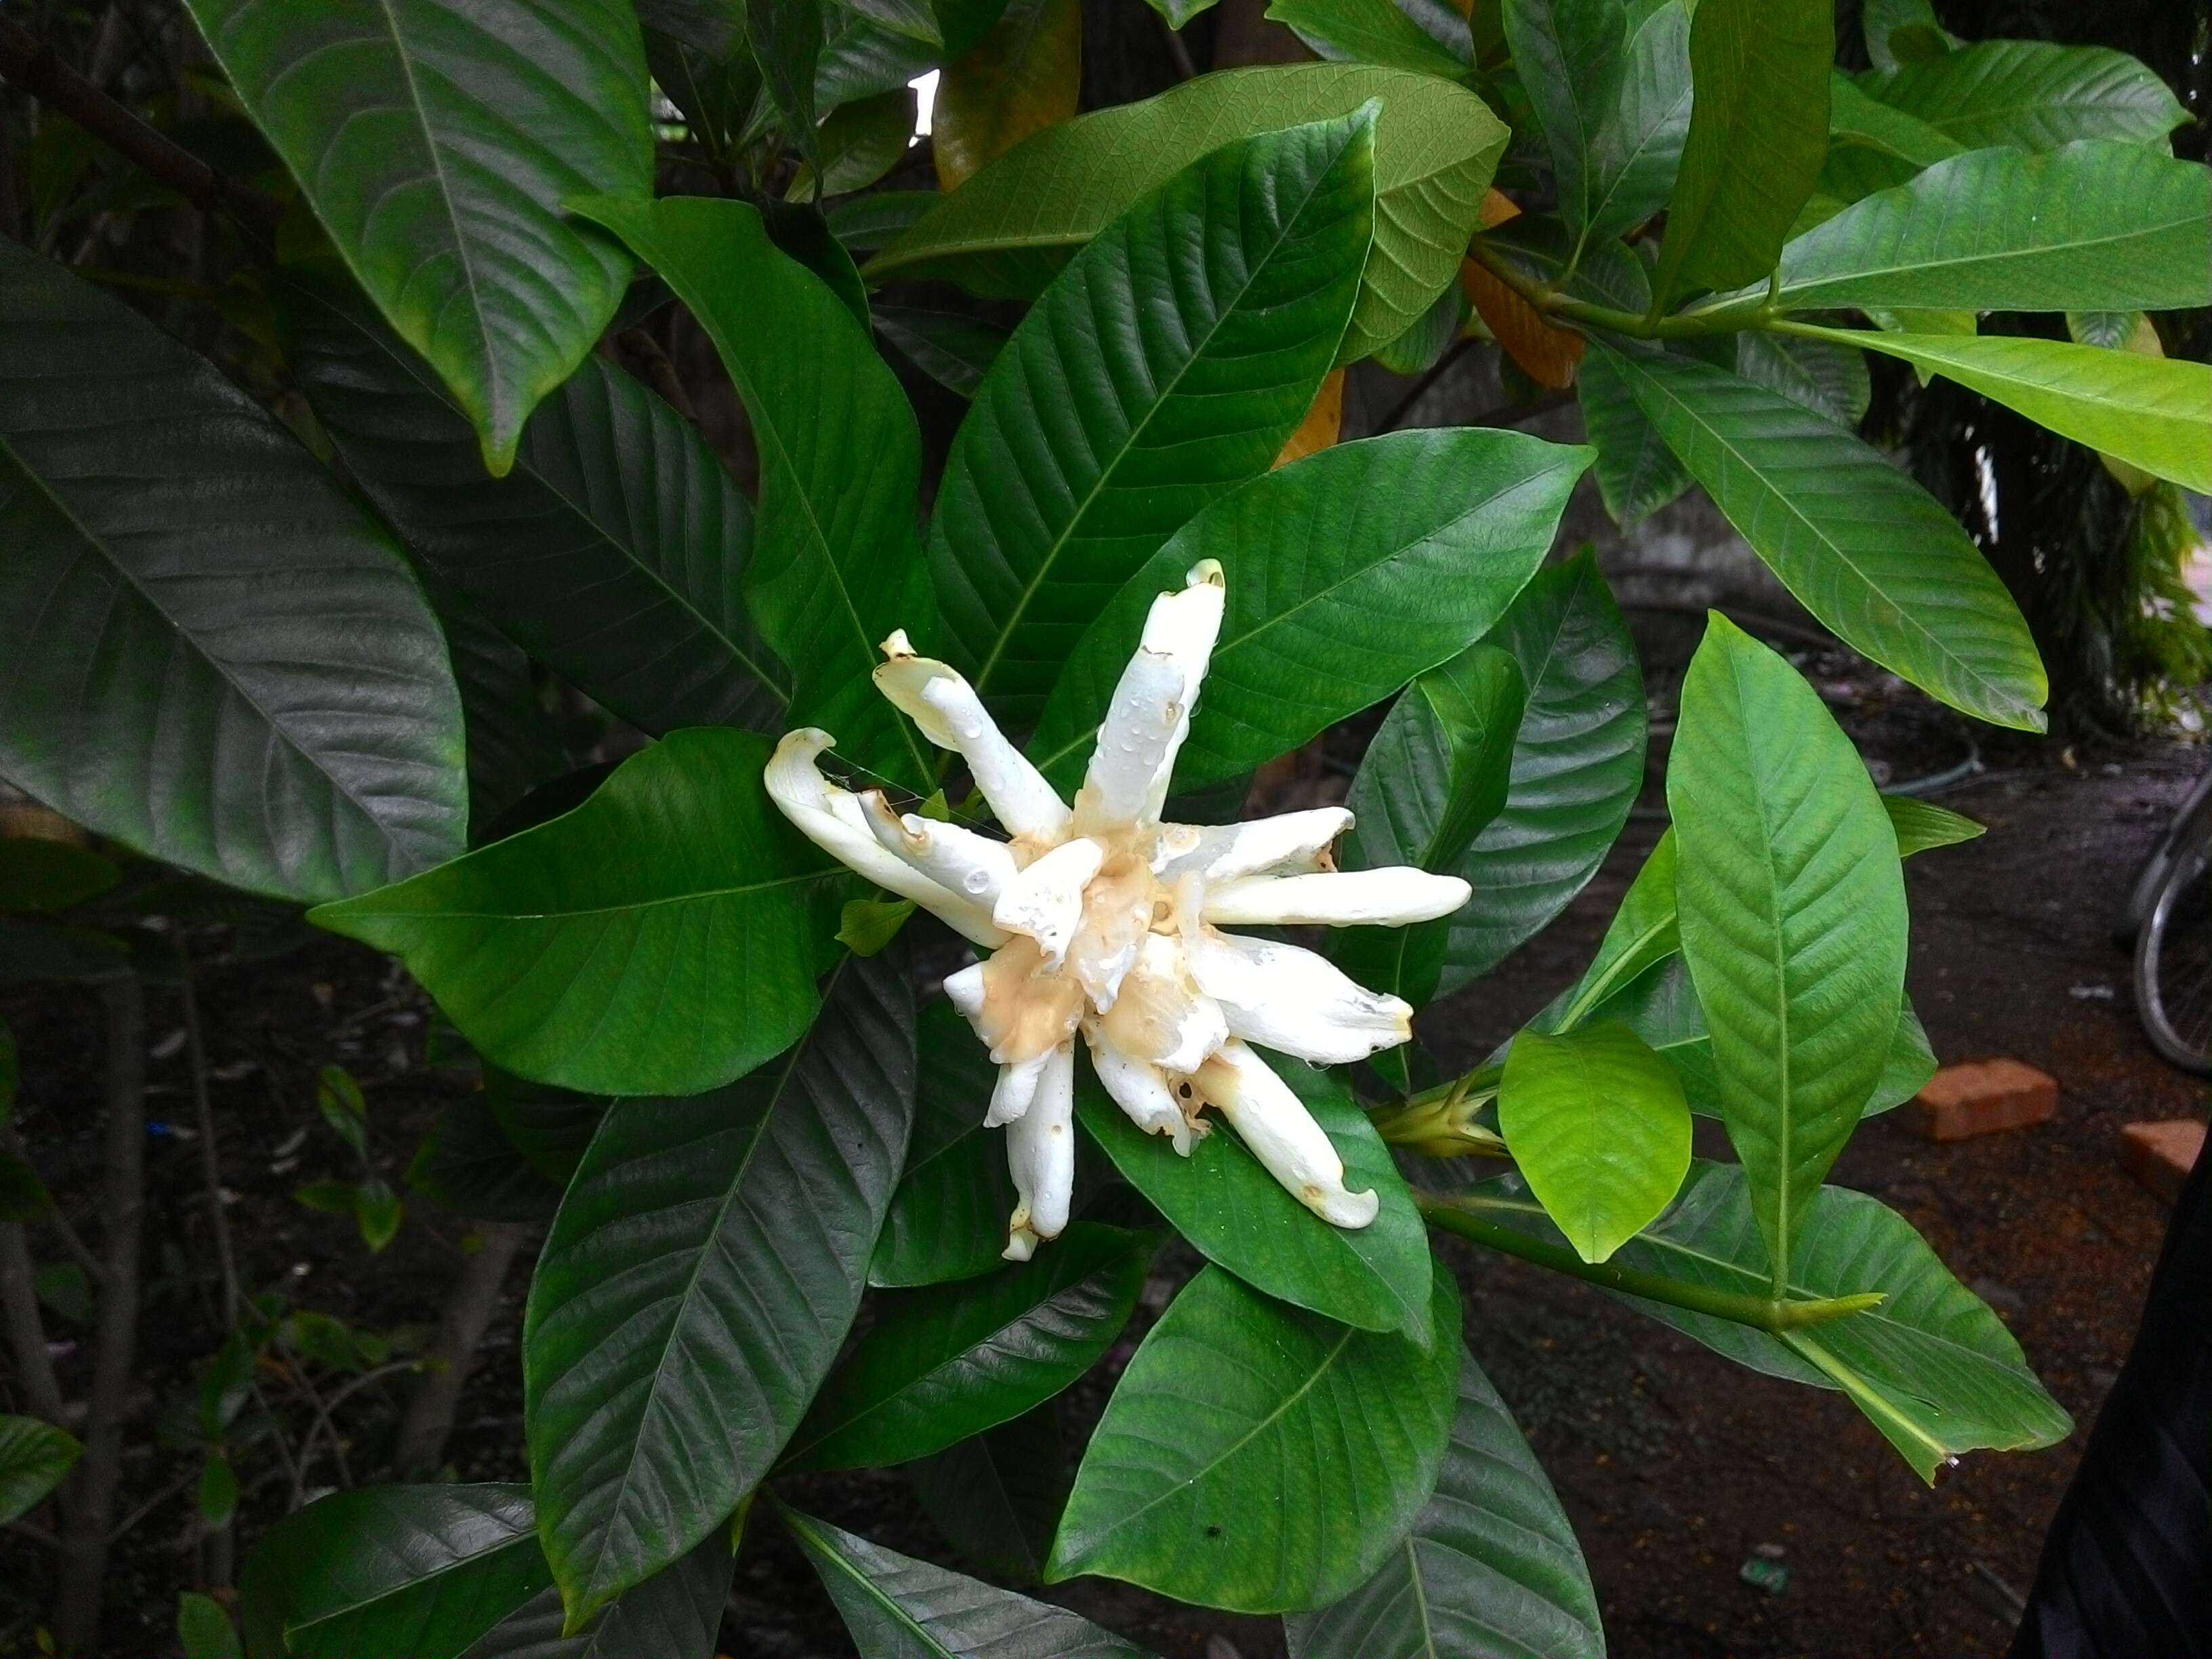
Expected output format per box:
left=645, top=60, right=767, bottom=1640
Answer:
left=869, top=64, right=1505, bottom=365
left=1652, top=0, right=1833, bottom=305
left=1283, top=1355, right=1602, bottom=1659
left=184, top=0, right=653, bottom=472
left=1593, top=342, right=2047, bottom=732
left=1502, top=0, right=1624, bottom=237
left=1856, top=39, right=2186, bottom=152
left=1029, top=430, right=1586, bottom=790
left=1799, top=326, right=2212, bottom=493
left=926, top=110, right=1376, bottom=724
left=1671, top=617, right=1908, bottom=1292
left=788, top=1225, right=1147, bottom=1471
left=1077, top=1056, right=1431, bottom=1343
left=312, top=730, right=835, bottom=1097
left=0, top=1414, right=79, bottom=1525
left=789, top=1507, right=1158, bottom=1658
left=1499, top=1021, right=1692, bottom=1263
left=0, top=241, right=467, bottom=904
left=524, top=960, right=914, bottom=1624
left=1048, top=1265, right=1460, bottom=1612
left=573, top=194, right=934, bottom=787
left=1761, top=143, right=2212, bottom=316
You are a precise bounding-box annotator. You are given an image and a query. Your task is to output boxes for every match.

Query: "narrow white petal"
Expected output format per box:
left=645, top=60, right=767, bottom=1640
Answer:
left=1086, top=1024, right=1193, bottom=1154
left=985, top=1050, right=1050, bottom=1128
left=1201, top=867, right=1471, bottom=928
left=1200, top=1040, right=1378, bottom=1227
left=1003, top=1041, right=1076, bottom=1257
left=942, top=960, right=988, bottom=1034
left=1186, top=928, right=1414, bottom=1064
left=991, top=836, right=1103, bottom=965
left=764, top=731, right=1006, bottom=947
left=1074, top=650, right=1183, bottom=835
left=1154, top=807, right=1353, bottom=883
left=858, top=792, right=1020, bottom=906
left=1099, top=933, right=1228, bottom=1075
left=874, top=640, right=1070, bottom=839
left=1136, top=562, right=1227, bottom=822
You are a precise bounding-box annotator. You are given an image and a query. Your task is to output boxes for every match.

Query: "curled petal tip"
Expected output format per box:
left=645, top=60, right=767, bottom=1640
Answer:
left=1187, top=558, right=1225, bottom=589
left=879, top=628, right=917, bottom=659
left=1308, top=1184, right=1380, bottom=1228
left=1002, top=1224, right=1038, bottom=1263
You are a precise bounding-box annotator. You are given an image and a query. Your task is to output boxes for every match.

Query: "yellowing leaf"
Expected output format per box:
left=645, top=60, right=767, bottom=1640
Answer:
left=1274, top=368, right=1346, bottom=466
left=1479, top=186, right=1519, bottom=228
left=935, top=0, right=1083, bottom=191
left=1460, top=255, right=1584, bottom=389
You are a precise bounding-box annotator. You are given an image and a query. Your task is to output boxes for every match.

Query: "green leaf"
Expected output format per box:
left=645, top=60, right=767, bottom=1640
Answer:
left=1651, top=0, right=1833, bottom=306
left=1582, top=0, right=1693, bottom=245
left=572, top=195, right=933, bottom=786
left=1499, top=1021, right=1692, bottom=1263
left=788, top=1507, right=1158, bottom=1658
left=1761, top=142, right=2212, bottom=315
left=1048, top=1265, right=1462, bottom=1612
left=417, top=579, right=565, bottom=838
left=183, top=0, right=653, bottom=472
left=484, top=1069, right=607, bottom=1187
left=1885, top=794, right=1982, bottom=856
left=1670, top=616, right=1908, bottom=1292
left=907, top=1406, right=1067, bottom=1582
left=199, top=1454, right=241, bottom=1527
left=1860, top=0, right=1952, bottom=71
left=927, top=110, right=1378, bottom=725
left=787, top=1224, right=1147, bottom=1471
left=1502, top=0, right=1624, bottom=235
left=748, top=0, right=823, bottom=165
left=35, top=1263, right=93, bottom=1325
left=1448, top=1162, right=2072, bottom=1480
left=868, top=63, right=1507, bottom=365
left=1858, top=39, right=2186, bottom=152
left=1439, top=550, right=1647, bottom=993
left=1269, top=0, right=1472, bottom=80
left=838, top=897, right=918, bottom=956
left=0, top=840, right=118, bottom=914
left=792, top=89, right=918, bottom=200
left=457, top=1537, right=735, bottom=1659
left=312, top=729, right=834, bottom=1097
left=1799, top=325, right=2212, bottom=494
left=524, top=958, right=915, bottom=1623
left=276, top=274, right=786, bottom=740
left=1283, top=1354, right=1602, bottom=1659
left=1824, top=71, right=1962, bottom=184
left=1593, top=342, right=2048, bottom=731
left=0, top=240, right=467, bottom=904
left=873, top=306, right=1008, bottom=399
left=1370, top=280, right=1469, bottom=377
left=0, top=1153, right=51, bottom=1224
left=1734, top=330, right=1870, bottom=429
left=1576, top=347, right=1694, bottom=526
left=354, top=1176, right=405, bottom=1252
left=0, top=1414, right=80, bottom=1525
left=933, top=0, right=1083, bottom=191
left=872, top=999, right=1020, bottom=1288
left=0, top=919, right=131, bottom=985
left=407, top=1094, right=565, bottom=1222
left=240, top=1484, right=549, bottom=1659
left=1027, top=430, right=1589, bottom=789
left=1076, top=1057, right=1432, bottom=1341
left=179, top=1591, right=244, bottom=1659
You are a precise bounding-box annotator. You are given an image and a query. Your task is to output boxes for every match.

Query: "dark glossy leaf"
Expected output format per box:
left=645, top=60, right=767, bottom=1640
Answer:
left=1593, top=342, right=2048, bottom=731
left=1583, top=0, right=1692, bottom=245
left=240, top=1484, right=548, bottom=1659
left=460, top=1536, right=734, bottom=1659
left=643, top=26, right=760, bottom=160
left=0, top=240, right=467, bottom=903
left=788, top=1507, right=1156, bottom=1658
left=524, top=959, right=915, bottom=1622
left=872, top=999, right=1019, bottom=1288
left=1284, top=1355, right=1602, bottom=1659
left=1671, top=617, right=1907, bottom=1288
left=1029, top=429, right=1586, bottom=788
left=1447, top=1162, right=2072, bottom=1480
left=1734, top=330, right=1870, bottom=428
left=1048, top=1265, right=1461, bottom=1612
left=636, top=0, right=745, bottom=57
left=1267, top=0, right=1472, bottom=81
left=1858, top=39, right=2186, bottom=151
left=788, top=1224, right=1147, bottom=1470
left=1577, top=345, right=1694, bottom=526
left=1078, top=1057, right=1432, bottom=1341
left=928, top=110, right=1377, bottom=724
left=873, top=306, right=1008, bottom=400
left=184, top=0, right=653, bottom=471
left=869, top=64, right=1507, bottom=365
left=1502, top=0, right=1624, bottom=234
left=407, top=1094, right=564, bottom=1223
left=1652, top=0, right=1832, bottom=306
left=907, top=1405, right=1067, bottom=1582
left=575, top=196, right=934, bottom=785
left=1370, top=280, right=1469, bottom=377
left=413, top=576, right=565, bottom=838
left=279, top=272, right=787, bottom=739
left=485, top=1069, right=607, bottom=1186
left=794, top=89, right=918, bottom=201
left=748, top=0, right=824, bottom=165
left=1440, top=550, right=1647, bottom=993
left=0, top=1414, right=79, bottom=1525
left=312, top=730, right=836, bottom=1097
left=829, top=189, right=942, bottom=253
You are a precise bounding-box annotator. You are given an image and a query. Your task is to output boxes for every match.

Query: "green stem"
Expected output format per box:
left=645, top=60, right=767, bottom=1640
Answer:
left=1418, top=1195, right=1884, bottom=1333
left=1467, top=241, right=1774, bottom=342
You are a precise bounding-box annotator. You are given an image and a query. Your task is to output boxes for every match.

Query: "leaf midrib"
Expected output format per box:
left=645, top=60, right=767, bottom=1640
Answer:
left=289, top=1507, right=537, bottom=1636
left=1780, top=209, right=2198, bottom=302
left=331, top=866, right=826, bottom=924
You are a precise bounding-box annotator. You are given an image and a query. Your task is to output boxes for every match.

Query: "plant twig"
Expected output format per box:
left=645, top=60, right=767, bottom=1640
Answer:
left=1418, top=1193, right=1884, bottom=1334
left=52, top=974, right=148, bottom=1650
left=0, top=18, right=285, bottom=237
left=178, top=951, right=241, bottom=1328
left=392, top=1222, right=531, bottom=1475
left=1465, top=239, right=1775, bottom=341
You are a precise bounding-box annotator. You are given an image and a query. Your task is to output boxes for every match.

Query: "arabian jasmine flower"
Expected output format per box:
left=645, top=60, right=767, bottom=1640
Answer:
left=766, top=562, right=1469, bottom=1260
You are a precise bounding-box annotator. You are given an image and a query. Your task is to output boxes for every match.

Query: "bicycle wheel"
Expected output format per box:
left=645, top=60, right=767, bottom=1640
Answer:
left=2136, top=843, right=2212, bottom=1073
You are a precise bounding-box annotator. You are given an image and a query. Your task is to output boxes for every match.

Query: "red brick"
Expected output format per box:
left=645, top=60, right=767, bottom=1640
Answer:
left=2121, top=1120, right=2205, bottom=1205
left=1899, top=1059, right=2058, bottom=1143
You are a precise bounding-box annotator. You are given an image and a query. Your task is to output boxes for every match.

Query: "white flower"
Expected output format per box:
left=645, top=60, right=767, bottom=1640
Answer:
left=766, top=562, right=1470, bottom=1260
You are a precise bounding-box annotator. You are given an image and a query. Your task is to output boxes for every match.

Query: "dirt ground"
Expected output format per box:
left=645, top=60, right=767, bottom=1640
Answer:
left=3, top=680, right=2203, bottom=1658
